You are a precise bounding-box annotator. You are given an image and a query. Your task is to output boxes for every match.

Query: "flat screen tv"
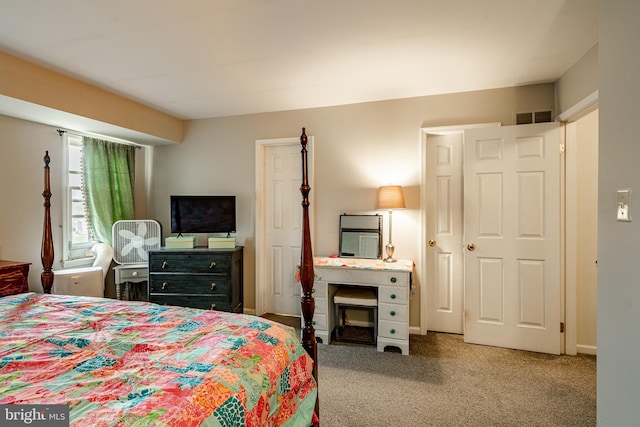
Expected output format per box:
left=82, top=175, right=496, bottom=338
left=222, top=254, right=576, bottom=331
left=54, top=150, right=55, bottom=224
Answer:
left=170, top=195, right=236, bottom=235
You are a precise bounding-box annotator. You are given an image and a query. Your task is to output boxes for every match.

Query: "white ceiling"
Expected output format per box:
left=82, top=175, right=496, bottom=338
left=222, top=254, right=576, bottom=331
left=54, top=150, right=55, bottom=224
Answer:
left=0, top=0, right=598, bottom=121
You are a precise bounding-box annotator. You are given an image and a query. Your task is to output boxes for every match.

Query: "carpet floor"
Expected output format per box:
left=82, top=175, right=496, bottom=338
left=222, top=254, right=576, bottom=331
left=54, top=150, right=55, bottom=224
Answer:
left=263, top=314, right=596, bottom=427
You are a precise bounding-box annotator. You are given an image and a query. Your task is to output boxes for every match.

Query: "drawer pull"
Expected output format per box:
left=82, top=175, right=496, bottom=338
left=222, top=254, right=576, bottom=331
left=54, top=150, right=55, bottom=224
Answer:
left=132, top=271, right=138, bottom=277
left=209, top=261, right=217, bottom=269
left=211, top=303, right=217, bottom=310
left=161, top=261, right=169, bottom=269
left=390, top=293, right=396, bottom=299
left=162, top=282, right=169, bottom=290
left=210, top=282, right=217, bottom=291
left=390, top=277, right=397, bottom=283
left=390, top=328, right=396, bottom=334
left=390, top=310, right=396, bottom=316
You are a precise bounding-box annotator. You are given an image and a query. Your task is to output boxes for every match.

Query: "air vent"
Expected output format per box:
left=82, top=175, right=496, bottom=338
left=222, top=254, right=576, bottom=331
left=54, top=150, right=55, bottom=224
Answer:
left=515, top=110, right=553, bottom=125
left=534, top=110, right=553, bottom=123
left=516, top=112, right=533, bottom=125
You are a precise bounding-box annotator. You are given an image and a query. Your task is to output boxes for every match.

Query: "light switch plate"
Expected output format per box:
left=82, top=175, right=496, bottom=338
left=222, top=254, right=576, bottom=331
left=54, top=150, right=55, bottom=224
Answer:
left=617, top=189, right=631, bottom=221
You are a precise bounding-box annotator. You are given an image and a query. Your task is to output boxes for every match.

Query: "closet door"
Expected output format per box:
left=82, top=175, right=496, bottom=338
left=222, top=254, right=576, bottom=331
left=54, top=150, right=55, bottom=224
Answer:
left=425, top=133, right=464, bottom=334
left=463, top=122, right=562, bottom=354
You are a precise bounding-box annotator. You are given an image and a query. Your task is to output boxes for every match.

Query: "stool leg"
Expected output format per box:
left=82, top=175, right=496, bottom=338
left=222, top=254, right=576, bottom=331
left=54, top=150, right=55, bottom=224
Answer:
left=335, top=304, right=341, bottom=341
left=373, top=307, right=378, bottom=345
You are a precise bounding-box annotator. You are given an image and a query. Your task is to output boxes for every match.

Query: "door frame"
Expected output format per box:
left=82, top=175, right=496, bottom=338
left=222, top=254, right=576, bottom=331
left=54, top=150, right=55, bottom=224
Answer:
left=254, top=136, right=315, bottom=317
left=559, top=90, right=599, bottom=355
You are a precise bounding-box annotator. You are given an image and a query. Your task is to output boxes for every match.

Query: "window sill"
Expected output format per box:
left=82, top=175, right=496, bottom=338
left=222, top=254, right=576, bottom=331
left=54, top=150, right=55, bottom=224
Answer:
left=62, top=257, right=95, bottom=269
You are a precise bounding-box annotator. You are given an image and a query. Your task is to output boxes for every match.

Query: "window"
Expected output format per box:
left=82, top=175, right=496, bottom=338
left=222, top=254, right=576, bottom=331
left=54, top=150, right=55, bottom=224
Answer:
left=63, top=134, right=95, bottom=264
left=62, top=132, right=138, bottom=266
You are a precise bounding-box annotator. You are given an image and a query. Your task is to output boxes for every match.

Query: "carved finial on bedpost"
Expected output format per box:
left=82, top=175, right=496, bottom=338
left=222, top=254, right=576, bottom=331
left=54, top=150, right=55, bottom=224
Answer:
left=298, top=127, right=319, bottom=421
left=41, top=151, right=54, bottom=294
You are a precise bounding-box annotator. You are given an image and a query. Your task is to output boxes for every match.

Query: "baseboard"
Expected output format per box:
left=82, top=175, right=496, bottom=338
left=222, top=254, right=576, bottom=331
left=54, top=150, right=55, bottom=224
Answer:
left=576, top=344, right=597, bottom=355
left=244, top=308, right=256, bottom=316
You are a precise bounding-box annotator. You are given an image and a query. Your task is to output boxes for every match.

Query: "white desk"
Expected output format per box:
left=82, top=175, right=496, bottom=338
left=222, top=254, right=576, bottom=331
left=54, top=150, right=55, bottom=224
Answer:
left=309, top=257, right=413, bottom=355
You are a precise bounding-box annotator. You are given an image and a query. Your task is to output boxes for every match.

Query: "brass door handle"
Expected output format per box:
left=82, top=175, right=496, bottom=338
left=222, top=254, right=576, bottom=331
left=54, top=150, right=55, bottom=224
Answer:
left=428, top=239, right=436, bottom=247
left=467, top=243, right=476, bottom=251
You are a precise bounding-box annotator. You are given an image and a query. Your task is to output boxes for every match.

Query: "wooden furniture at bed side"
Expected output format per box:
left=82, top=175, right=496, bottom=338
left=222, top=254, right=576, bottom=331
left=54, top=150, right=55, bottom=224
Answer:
left=148, top=247, right=243, bottom=312
left=311, top=257, right=412, bottom=355
left=0, top=261, right=31, bottom=296
left=41, top=151, right=54, bottom=294
left=298, top=127, right=318, bottom=423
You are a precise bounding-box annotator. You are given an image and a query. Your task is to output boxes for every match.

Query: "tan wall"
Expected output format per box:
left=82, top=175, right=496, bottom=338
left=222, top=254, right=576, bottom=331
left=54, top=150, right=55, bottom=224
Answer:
left=148, top=84, right=556, bottom=326
left=0, top=115, right=65, bottom=290
left=598, top=1, right=640, bottom=422
left=0, top=51, right=183, bottom=144
left=556, top=44, right=598, bottom=115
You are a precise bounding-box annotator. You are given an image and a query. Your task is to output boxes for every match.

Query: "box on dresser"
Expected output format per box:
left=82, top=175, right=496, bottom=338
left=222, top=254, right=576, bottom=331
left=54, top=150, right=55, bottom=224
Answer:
left=148, top=247, right=243, bottom=313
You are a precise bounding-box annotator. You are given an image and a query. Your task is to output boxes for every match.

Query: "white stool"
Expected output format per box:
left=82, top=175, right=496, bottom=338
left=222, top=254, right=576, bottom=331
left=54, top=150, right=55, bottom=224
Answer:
left=333, top=287, right=378, bottom=345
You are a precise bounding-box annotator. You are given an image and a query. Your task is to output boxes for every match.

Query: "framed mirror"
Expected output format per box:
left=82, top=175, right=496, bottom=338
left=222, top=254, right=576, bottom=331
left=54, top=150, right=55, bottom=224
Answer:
left=339, top=214, right=383, bottom=259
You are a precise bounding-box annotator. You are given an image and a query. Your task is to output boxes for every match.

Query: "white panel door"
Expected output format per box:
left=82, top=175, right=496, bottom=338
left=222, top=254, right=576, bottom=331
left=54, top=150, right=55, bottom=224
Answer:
left=426, top=134, right=464, bottom=333
left=265, top=144, right=302, bottom=315
left=464, top=122, right=561, bottom=354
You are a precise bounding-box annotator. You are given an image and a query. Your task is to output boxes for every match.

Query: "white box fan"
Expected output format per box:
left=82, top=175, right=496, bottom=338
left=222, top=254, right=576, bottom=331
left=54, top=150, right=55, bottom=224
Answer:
left=112, top=220, right=161, bottom=264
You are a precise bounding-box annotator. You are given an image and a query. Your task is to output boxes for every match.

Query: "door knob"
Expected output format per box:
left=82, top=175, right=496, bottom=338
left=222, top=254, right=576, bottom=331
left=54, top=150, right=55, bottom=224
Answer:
left=467, top=243, right=476, bottom=251
left=428, top=239, right=436, bottom=247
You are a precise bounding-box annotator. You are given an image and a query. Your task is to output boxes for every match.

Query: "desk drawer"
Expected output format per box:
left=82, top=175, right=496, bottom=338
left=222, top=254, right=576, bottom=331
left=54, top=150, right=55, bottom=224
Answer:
left=379, top=302, right=408, bottom=322
left=317, top=267, right=409, bottom=287
left=311, top=313, right=327, bottom=331
left=378, top=286, right=408, bottom=304
left=117, top=267, right=148, bottom=281
left=312, top=280, right=327, bottom=297
left=378, top=319, right=408, bottom=340
left=314, top=296, right=327, bottom=315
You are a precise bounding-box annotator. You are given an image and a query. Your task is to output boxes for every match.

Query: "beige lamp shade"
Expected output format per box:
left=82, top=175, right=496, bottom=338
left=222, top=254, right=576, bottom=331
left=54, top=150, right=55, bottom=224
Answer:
left=377, top=185, right=406, bottom=210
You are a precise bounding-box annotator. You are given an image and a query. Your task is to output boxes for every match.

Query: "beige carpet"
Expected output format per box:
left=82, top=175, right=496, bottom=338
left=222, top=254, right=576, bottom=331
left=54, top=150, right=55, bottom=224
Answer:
left=263, top=314, right=596, bottom=427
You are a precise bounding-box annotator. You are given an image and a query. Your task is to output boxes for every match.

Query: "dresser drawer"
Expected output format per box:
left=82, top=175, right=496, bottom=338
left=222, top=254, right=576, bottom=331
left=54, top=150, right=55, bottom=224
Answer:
left=0, top=262, right=30, bottom=297
left=378, top=319, right=409, bottom=340
left=378, top=302, right=408, bottom=322
left=317, top=267, right=409, bottom=287
left=150, top=294, right=230, bottom=311
left=149, top=275, right=229, bottom=295
left=149, top=253, right=230, bottom=273
left=378, top=286, right=408, bottom=304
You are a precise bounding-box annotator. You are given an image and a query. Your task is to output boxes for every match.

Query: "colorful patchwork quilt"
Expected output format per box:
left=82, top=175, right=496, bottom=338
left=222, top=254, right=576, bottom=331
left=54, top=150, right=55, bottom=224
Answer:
left=0, top=293, right=317, bottom=426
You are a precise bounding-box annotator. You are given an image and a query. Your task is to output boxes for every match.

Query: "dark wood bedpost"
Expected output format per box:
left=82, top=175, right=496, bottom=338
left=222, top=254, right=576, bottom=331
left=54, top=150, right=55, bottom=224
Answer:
left=299, top=127, right=318, bottom=421
left=41, top=151, right=54, bottom=294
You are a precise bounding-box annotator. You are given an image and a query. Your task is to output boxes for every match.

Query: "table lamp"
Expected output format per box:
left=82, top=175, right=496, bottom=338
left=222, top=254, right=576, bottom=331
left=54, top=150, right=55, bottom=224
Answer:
left=377, top=185, right=405, bottom=262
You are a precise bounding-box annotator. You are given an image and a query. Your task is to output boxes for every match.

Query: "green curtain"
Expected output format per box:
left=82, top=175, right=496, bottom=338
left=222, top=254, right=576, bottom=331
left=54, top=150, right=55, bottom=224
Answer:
left=82, top=137, right=136, bottom=244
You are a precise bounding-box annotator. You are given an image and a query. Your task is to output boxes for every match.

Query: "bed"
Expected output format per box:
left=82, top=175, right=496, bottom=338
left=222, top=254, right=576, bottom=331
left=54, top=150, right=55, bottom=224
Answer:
left=0, top=129, right=319, bottom=426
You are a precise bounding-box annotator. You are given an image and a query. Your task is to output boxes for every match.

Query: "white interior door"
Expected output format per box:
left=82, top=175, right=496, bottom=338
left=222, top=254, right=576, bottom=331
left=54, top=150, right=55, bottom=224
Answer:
left=264, top=143, right=303, bottom=316
left=426, top=133, right=464, bottom=334
left=463, top=122, right=562, bottom=354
